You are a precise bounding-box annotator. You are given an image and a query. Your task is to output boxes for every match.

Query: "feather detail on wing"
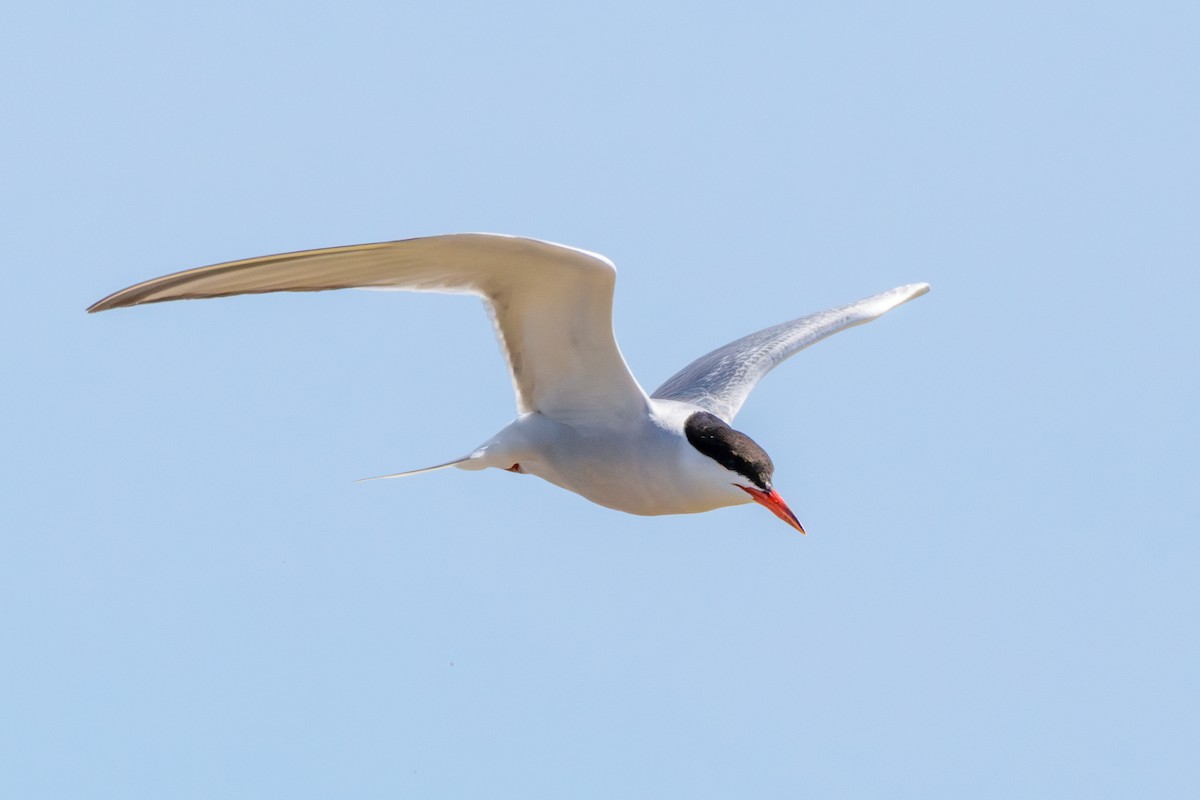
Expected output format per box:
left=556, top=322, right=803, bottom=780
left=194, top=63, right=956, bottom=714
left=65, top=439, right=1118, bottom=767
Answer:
left=89, top=233, right=650, bottom=424
left=652, top=283, right=930, bottom=422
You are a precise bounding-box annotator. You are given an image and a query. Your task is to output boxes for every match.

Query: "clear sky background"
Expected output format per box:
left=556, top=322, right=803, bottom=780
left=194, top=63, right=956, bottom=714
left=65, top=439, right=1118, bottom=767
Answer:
left=3, top=2, right=1197, bottom=797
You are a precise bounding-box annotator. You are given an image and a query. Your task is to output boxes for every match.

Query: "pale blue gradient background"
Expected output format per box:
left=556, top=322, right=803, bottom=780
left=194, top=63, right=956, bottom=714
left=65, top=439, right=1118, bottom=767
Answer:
left=3, top=2, right=1198, bottom=797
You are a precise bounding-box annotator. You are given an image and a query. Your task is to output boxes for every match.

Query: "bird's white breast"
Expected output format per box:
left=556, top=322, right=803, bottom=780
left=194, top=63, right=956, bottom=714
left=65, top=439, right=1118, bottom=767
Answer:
left=470, top=401, right=751, bottom=516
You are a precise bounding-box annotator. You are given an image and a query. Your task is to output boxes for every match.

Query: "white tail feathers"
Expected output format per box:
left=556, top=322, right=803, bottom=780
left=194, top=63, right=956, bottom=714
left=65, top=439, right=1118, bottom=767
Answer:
left=355, top=456, right=473, bottom=483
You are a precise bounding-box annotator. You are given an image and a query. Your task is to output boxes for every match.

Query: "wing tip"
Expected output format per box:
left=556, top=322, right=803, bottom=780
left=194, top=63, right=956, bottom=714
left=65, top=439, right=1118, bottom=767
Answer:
left=87, top=296, right=154, bottom=314
left=898, top=282, right=931, bottom=300
left=870, top=282, right=930, bottom=316
left=86, top=297, right=119, bottom=314
left=88, top=287, right=161, bottom=313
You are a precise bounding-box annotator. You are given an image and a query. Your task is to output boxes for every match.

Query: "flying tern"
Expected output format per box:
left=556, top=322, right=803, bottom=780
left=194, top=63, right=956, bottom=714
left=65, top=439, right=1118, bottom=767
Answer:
left=89, top=233, right=929, bottom=533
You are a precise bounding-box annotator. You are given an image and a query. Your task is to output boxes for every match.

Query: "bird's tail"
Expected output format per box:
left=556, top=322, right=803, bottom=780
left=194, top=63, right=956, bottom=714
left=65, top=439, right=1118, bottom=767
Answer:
left=355, top=455, right=474, bottom=482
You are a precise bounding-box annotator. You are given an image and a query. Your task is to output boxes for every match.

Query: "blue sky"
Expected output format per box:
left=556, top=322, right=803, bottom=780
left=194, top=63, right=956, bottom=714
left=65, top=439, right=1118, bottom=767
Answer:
left=3, top=2, right=1198, bottom=797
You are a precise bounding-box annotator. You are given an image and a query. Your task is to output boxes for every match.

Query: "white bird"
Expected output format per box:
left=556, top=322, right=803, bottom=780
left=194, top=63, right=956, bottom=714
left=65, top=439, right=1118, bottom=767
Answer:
left=89, top=234, right=929, bottom=533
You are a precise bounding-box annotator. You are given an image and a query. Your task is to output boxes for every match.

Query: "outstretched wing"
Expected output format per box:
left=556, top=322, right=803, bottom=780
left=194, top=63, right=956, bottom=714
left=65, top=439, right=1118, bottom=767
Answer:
left=652, top=283, right=929, bottom=422
left=89, top=233, right=650, bottom=425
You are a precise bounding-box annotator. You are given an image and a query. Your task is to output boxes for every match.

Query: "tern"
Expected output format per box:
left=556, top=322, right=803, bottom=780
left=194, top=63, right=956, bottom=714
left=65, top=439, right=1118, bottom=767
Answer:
left=89, top=234, right=929, bottom=533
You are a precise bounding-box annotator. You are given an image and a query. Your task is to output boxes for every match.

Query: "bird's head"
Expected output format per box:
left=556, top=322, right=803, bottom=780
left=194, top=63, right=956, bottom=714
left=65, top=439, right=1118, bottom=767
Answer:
left=684, top=411, right=805, bottom=534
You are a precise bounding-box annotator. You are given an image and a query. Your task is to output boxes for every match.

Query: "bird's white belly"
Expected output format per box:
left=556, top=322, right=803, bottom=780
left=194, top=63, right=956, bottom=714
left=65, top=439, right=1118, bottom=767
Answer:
left=489, top=412, right=750, bottom=516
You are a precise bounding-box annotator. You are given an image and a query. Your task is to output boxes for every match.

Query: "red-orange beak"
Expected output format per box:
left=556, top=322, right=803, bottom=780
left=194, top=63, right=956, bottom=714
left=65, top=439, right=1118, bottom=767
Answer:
left=738, top=485, right=806, bottom=534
